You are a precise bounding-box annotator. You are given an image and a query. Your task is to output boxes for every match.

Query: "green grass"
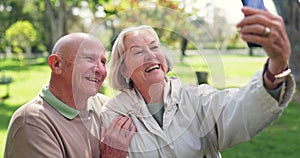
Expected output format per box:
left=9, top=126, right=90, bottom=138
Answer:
left=169, top=53, right=267, bottom=88
left=221, top=100, right=300, bottom=158
left=0, top=58, right=51, bottom=157
left=0, top=53, right=299, bottom=157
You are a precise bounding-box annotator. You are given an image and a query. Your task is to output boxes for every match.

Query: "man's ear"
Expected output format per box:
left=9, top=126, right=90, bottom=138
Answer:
left=48, top=54, right=63, bottom=74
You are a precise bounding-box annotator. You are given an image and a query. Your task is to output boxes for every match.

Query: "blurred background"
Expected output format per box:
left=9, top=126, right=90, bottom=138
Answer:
left=0, top=0, right=299, bottom=157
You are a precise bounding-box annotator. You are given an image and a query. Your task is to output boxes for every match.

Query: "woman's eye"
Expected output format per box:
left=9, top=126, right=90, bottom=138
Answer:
left=151, top=46, right=159, bottom=50
left=101, top=59, right=106, bottom=65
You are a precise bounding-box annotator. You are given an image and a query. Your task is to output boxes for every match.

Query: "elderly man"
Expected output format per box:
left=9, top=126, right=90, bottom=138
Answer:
left=4, top=33, right=135, bottom=158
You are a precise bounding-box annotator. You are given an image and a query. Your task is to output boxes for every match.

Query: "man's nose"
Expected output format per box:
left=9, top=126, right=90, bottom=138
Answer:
left=94, top=61, right=105, bottom=72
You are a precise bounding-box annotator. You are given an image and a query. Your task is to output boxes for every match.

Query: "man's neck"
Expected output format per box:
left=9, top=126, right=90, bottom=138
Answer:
left=48, top=84, right=87, bottom=110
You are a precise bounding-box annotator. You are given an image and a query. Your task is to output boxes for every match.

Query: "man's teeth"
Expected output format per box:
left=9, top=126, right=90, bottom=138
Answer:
left=145, top=65, right=160, bottom=72
left=86, top=77, right=99, bottom=82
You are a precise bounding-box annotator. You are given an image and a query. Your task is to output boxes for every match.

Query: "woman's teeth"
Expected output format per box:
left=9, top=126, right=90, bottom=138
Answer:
left=145, top=65, right=160, bottom=72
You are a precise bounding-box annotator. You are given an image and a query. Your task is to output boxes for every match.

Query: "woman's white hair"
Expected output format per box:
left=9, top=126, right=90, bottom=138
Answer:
left=108, top=25, right=173, bottom=91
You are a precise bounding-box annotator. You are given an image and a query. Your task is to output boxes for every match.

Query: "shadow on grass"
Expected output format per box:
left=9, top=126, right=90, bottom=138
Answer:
left=0, top=57, right=48, bottom=72
left=0, top=100, right=20, bottom=130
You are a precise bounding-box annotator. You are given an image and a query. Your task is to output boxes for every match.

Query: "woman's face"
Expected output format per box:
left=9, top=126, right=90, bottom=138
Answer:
left=123, top=29, right=167, bottom=89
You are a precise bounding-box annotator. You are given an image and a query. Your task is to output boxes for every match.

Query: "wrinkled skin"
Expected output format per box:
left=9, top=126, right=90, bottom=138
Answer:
left=237, top=7, right=291, bottom=89
left=100, top=116, right=137, bottom=158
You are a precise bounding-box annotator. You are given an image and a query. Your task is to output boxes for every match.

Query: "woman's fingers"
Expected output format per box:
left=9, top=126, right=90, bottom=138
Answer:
left=125, top=125, right=137, bottom=142
left=237, top=6, right=291, bottom=64
left=101, top=116, right=136, bottom=151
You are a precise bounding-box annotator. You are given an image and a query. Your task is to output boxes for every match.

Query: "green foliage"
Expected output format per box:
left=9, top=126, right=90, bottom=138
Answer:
left=97, top=3, right=205, bottom=51
left=22, top=0, right=48, bottom=53
left=5, top=20, right=38, bottom=53
left=0, top=0, right=26, bottom=53
left=203, top=42, right=218, bottom=49
left=0, top=0, right=216, bottom=56
left=12, top=47, right=22, bottom=55
left=226, top=32, right=247, bottom=49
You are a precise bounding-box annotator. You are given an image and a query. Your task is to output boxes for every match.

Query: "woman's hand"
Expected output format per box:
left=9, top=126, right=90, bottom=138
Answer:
left=237, top=7, right=291, bottom=89
left=100, top=115, right=136, bottom=158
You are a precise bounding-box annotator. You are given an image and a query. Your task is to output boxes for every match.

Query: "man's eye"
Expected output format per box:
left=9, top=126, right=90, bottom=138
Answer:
left=86, top=57, right=94, bottom=61
left=135, top=51, right=143, bottom=55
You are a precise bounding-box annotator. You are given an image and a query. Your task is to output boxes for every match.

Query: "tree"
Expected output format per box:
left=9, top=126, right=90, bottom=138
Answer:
left=43, top=0, right=109, bottom=53
left=5, top=20, right=38, bottom=56
left=97, top=0, right=205, bottom=51
left=44, top=0, right=69, bottom=51
left=23, top=0, right=50, bottom=53
left=0, top=0, right=49, bottom=55
left=0, top=0, right=27, bottom=53
left=273, top=0, right=300, bottom=101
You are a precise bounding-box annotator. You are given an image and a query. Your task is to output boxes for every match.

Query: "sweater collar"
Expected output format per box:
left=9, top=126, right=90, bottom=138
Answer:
left=39, top=86, right=92, bottom=120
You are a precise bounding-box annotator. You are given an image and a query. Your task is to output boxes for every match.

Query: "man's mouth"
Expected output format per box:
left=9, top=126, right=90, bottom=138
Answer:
left=145, top=64, right=160, bottom=72
left=85, top=77, right=100, bottom=83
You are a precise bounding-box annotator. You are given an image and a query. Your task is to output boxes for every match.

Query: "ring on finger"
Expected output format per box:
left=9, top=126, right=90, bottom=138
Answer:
left=264, top=27, right=270, bottom=37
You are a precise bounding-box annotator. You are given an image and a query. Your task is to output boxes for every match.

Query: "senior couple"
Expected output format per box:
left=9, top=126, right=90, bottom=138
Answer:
left=4, top=7, right=295, bottom=158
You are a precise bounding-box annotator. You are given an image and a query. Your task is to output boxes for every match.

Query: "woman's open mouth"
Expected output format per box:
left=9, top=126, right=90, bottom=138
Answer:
left=145, top=64, right=160, bottom=72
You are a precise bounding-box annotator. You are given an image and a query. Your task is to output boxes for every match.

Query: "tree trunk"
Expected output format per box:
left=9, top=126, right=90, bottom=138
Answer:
left=273, top=0, right=300, bottom=102
left=44, top=0, right=68, bottom=54
left=249, top=47, right=253, bottom=56
left=195, top=71, right=208, bottom=85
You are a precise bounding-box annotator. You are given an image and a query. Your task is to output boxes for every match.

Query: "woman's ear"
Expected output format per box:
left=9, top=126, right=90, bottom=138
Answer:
left=120, top=64, right=128, bottom=79
left=48, top=54, right=63, bottom=74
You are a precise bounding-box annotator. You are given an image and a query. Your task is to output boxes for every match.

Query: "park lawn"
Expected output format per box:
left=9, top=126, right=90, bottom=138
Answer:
left=0, top=54, right=299, bottom=157
left=221, top=100, right=300, bottom=158
left=0, top=58, right=51, bottom=157
left=169, top=53, right=267, bottom=88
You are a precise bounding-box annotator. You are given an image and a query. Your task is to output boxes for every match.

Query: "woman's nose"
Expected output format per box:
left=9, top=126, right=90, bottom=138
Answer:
left=144, top=49, right=156, bottom=60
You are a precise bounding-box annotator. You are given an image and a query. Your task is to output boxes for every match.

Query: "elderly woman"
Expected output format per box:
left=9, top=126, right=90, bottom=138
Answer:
left=101, top=7, right=295, bottom=157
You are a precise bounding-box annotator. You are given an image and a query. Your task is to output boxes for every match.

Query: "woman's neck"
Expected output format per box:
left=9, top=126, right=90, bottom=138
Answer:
left=136, top=81, right=165, bottom=104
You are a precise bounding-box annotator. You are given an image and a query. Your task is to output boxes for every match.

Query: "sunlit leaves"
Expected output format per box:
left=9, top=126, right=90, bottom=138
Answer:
left=5, top=20, right=38, bottom=52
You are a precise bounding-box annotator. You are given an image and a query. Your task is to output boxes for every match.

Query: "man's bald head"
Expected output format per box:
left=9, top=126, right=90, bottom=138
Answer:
left=48, top=32, right=106, bottom=108
left=51, top=33, right=103, bottom=57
